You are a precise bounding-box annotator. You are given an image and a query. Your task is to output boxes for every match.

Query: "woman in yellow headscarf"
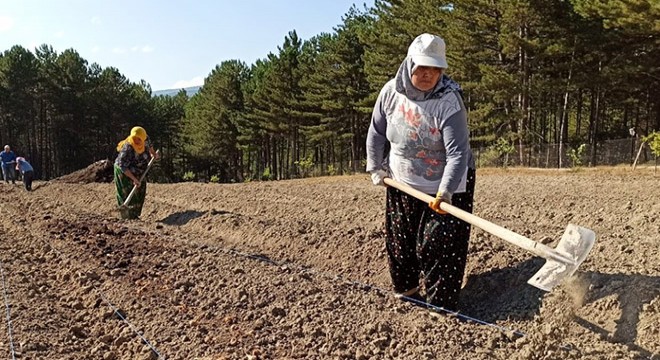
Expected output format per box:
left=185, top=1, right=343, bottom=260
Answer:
left=114, top=126, right=159, bottom=219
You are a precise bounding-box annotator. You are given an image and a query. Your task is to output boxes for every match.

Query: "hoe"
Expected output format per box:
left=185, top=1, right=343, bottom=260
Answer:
left=384, top=178, right=596, bottom=291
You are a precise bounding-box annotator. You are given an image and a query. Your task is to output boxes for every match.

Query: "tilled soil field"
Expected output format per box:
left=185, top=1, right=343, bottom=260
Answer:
left=0, top=167, right=658, bottom=360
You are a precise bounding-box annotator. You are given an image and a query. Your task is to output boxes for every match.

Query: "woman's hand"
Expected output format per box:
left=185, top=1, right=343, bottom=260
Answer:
left=150, top=147, right=161, bottom=160
left=370, top=170, right=388, bottom=186
left=429, top=192, right=451, bottom=214
left=124, top=169, right=141, bottom=187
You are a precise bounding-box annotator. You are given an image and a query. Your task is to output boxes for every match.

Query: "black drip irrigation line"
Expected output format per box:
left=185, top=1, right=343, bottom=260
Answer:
left=231, top=246, right=581, bottom=351
left=3, top=209, right=165, bottom=359
left=45, top=244, right=165, bottom=359
left=0, top=261, right=16, bottom=360
left=33, top=214, right=571, bottom=354
left=99, top=292, right=164, bottom=359
left=219, top=247, right=531, bottom=340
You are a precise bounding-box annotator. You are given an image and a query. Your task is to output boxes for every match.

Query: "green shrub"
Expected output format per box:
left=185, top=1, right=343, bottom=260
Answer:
left=210, top=175, right=220, bottom=183
left=262, top=167, right=273, bottom=181
left=294, top=155, right=315, bottom=178
left=493, top=138, right=515, bottom=168
left=327, top=164, right=337, bottom=176
left=643, top=132, right=660, bottom=157
left=182, top=171, right=196, bottom=182
left=479, top=138, right=515, bottom=168
left=477, top=147, right=501, bottom=167
left=567, top=144, right=587, bottom=169
left=642, top=132, right=660, bottom=174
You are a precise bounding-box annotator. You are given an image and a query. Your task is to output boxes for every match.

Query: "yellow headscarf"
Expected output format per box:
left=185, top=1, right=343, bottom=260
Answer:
left=116, top=126, right=147, bottom=154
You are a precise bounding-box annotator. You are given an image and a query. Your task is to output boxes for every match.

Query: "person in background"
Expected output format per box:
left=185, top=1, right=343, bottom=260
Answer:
left=15, top=157, right=34, bottom=191
left=114, top=126, right=159, bottom=219
left=365, top=33, right=476, bottom=312
left=0, top=145, right=17, bottom=184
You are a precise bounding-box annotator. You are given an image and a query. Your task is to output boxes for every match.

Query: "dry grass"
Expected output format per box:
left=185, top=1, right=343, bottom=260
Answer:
left=476, top=165, right=658, bottom=177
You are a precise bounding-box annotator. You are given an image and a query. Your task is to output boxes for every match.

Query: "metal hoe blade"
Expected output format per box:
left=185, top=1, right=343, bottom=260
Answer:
left=527, top=224, right=596, bottom=292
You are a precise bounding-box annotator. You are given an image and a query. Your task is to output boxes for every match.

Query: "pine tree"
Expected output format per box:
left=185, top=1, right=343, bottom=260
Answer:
left=299, top=7, right=372, bottom=174
left=182, top=60, right=249, bottom=182
left=360, top=0, right=452, bottom=94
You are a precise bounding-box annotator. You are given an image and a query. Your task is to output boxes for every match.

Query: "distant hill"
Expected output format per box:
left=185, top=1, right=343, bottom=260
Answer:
left=152, top=86, right=201, bottom=97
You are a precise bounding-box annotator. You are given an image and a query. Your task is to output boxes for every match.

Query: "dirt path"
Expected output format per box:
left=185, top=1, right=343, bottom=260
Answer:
left=0, top=168, right=658, bottom=359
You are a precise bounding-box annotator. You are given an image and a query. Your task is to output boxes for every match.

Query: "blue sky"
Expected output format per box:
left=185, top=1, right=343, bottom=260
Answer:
left=0, top=0, right=371, bottom=91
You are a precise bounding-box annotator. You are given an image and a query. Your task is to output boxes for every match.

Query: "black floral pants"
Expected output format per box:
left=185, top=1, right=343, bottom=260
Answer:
left=385, top=169, right=475, bottom=311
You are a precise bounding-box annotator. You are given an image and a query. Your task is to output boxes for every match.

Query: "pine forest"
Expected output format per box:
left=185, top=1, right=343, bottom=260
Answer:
left=0, top=0, right=658, bottom=182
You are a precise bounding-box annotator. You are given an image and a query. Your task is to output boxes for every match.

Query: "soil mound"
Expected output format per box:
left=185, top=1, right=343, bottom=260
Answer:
left=52, top=159, right=114, bottom=183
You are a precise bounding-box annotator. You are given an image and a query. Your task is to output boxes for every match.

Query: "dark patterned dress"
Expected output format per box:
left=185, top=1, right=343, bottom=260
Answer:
left=385, top=168, right=475, bottom=311
left=114, top=141, right=152, bottom=219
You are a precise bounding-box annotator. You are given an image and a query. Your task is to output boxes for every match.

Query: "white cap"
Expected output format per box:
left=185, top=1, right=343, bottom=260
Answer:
left=407, top=33, right=448, bottom=69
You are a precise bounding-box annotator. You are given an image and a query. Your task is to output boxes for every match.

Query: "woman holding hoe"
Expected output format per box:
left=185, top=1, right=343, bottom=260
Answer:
left=114, top=126, right=159, bottom=219
left=366, top=33, right=476, bottom=311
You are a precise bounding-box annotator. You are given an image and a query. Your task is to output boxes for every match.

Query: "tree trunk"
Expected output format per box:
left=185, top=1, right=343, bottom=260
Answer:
left=558, top=41, right=575, bottom=169
left=575, top=90, right=583, bottom=138
left=588, top=61, right=603, bottom=167
left=589, top=89, right=601, bottom=167
left=517, top=24, right=530, bottom=165
left=271, top=136, right=278, bottom=180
